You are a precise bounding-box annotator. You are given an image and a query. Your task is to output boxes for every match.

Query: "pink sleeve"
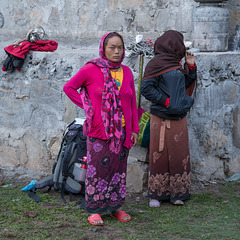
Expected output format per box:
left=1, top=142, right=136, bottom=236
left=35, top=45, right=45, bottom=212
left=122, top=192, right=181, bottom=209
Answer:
left=63, top=65, right=89, bottom=108
left=130, top=74, right=140, bottom=134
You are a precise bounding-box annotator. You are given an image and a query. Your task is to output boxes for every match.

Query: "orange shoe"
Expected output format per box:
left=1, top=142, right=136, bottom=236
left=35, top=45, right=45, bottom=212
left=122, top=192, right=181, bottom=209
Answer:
left=88, top=214, right=104, bottom=226
left=110, top=210, right=131, bottom=222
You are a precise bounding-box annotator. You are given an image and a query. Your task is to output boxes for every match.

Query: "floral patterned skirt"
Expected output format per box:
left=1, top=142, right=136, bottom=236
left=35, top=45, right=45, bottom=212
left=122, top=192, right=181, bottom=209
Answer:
left=85, top=129, right=129, bottom=214
left=148, top=115, right=191, bottom=202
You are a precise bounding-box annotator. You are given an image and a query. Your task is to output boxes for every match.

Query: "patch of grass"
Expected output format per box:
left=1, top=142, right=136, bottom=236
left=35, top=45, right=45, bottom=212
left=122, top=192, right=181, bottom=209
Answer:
left=0, top=182, right=239, bottom=240
left=122, top=183, right=240, bottom=240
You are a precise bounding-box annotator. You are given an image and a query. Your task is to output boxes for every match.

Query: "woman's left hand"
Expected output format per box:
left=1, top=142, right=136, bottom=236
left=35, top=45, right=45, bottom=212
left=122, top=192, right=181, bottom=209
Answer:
left=185, top=51, right=195, bottom=66
left=131, top=132, right=139, bottom=146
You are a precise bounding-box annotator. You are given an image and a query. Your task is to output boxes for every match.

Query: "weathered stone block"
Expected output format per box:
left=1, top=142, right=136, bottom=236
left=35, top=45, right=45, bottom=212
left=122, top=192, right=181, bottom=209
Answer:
left=129, top=145, right=149, bottom=163
left=192, top=6, right=229, bottom=51
left=127, top=156, right=138, bottom=164
left=233, top=107, right=240, bottom=148
left=0, top=146, right=18, bottom=167
left=126, top=162, right=148, bottom=193
left=228, top=156, right=240, bottom=176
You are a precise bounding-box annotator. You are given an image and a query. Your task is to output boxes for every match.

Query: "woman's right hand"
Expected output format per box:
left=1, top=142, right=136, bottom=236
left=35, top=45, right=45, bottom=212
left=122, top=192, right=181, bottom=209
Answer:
left=185, top=51, right=195, bottom=66
left=131, top=132, right=139, bottom=146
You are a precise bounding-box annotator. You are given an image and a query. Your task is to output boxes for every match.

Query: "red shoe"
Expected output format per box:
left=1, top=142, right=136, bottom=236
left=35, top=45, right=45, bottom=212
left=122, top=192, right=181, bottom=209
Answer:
left=110, top=210, right=131, bottom=222
left=88, top=214, right=104, bottom=226
left=2, top=66, right=6, bottom=71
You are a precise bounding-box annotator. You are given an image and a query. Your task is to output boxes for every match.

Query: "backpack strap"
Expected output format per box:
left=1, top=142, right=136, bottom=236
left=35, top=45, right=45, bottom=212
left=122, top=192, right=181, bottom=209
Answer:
left=26, top=175, right=54, bottom=202
left=34, top=175, right=54, bottom=189
left=27, top=190, right=42, bottom=202
left=76, top=197, right=85, bottom=209
left=60, top=177, right=82, bottom=203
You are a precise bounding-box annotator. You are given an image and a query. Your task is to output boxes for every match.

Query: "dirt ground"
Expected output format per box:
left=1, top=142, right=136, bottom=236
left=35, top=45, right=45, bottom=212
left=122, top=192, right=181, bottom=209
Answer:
left=0, top=165, right=228, bottom=205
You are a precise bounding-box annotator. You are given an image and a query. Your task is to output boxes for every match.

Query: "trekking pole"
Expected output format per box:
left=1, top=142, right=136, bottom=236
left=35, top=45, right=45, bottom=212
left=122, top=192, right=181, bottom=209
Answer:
left=137, top=52, right=144, bottom=109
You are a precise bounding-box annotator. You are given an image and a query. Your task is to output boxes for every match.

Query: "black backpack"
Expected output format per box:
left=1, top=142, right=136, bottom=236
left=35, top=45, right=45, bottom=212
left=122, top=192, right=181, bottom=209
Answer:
left=28, top=120, right=87, bottom=204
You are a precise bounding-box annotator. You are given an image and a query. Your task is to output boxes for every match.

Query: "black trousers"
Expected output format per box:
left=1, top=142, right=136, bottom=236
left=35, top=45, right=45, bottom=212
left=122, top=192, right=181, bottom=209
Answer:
left=3, top=53, right=25, bottom=71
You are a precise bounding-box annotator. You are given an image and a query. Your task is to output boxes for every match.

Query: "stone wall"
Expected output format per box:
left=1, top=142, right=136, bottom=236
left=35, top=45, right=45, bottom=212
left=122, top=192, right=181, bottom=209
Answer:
left=188, top=52, right=240, bottom=180
left=128, top=52, right=240, bottom=182
left=0, top=47, right=240, bottom=190
left=0, top=0, right=239, bottom=48
left=0, top=0, right=240, bottom=192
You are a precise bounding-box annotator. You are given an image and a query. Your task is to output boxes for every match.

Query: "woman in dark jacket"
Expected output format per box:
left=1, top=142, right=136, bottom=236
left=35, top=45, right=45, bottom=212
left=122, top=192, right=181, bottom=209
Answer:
left=141, top=30, right=197, bottom=207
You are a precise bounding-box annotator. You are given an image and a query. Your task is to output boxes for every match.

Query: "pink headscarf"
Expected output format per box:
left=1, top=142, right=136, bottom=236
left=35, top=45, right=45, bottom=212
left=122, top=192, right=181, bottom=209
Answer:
left=98, top=32, right=125, bottom=65
left=80, top=32, right=125, bottom=153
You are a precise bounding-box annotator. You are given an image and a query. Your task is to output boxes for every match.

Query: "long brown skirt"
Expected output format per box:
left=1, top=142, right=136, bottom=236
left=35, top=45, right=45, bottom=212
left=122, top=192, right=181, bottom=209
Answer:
left=148, top=115, right=191, bottom=202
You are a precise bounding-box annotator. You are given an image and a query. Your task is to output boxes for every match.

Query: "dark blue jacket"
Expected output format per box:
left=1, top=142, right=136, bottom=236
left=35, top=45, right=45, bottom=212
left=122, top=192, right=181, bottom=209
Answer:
left=140, top=67, right=197, bottom=120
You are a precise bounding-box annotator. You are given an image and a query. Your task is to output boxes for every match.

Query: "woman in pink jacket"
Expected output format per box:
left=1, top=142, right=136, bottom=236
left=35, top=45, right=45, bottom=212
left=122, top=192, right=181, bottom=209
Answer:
left=63, top=32, right=139, bottom=226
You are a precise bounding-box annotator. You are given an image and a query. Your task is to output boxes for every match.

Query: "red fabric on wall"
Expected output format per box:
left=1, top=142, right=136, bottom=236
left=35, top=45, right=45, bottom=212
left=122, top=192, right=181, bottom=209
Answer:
left=4, top=40, right=58, bottom=59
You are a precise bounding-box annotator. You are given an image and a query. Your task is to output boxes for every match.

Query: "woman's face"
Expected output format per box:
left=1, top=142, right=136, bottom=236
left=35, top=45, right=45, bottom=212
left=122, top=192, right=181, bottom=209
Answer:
left=104, top=36, right=124, bottom=63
